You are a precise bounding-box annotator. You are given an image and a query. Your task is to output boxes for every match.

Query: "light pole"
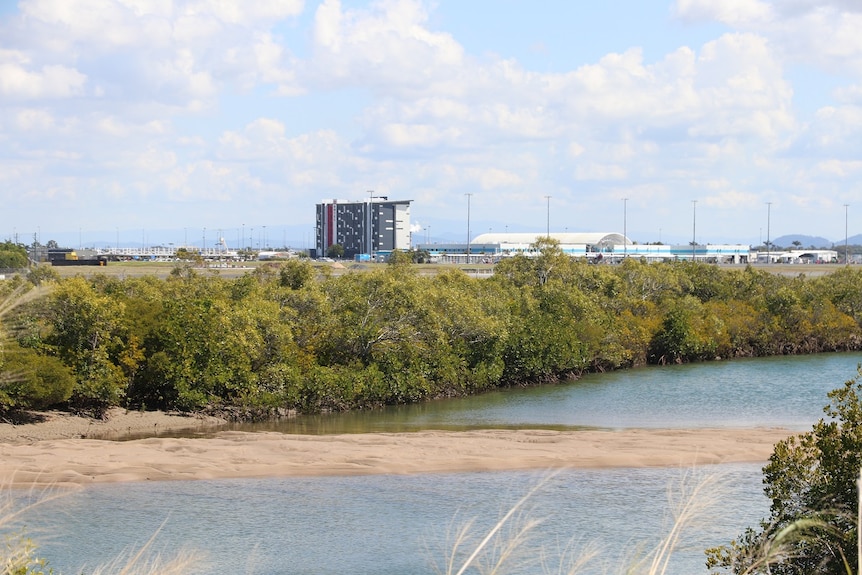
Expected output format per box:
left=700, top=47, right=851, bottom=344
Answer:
left=691, top=200, right=697, bottom=262
left=623, top=198, right=628, bottom=258
left=845, top=204, right=850, bottom=264
left=544, top=195, right=551, bottom=238
left=766, top=202, right=771, bottom=265
left=368, top=190, right=375, bottom=259
left=465, top=193, right=472, bottom=260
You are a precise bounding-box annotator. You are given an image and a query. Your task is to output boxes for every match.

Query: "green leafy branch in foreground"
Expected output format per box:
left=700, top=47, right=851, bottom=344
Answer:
left=707, top=367, right=862, bottom=575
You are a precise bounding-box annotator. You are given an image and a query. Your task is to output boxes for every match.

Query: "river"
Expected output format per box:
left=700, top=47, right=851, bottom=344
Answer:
left=19, top=352, right=862, bottom=574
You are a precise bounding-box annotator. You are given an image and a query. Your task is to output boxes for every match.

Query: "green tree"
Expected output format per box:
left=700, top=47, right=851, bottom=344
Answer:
left=45, top=277, right=128, bottom=412
left=326, top=243, right=345, bottom=259
left=0, top=241, right=28, bottom=269
left=278, top=260, right=315, bottom=290
left=0, top=343, right=75, bottom=410
left=386, top=249, right=412, bottom=267
left=708, top=368, right=862, bottom=574
left=648, top=295, right=718, bottom=364
left=492, top=237, right=577, bottom=288
left=25, top=266, right=58, bottom=286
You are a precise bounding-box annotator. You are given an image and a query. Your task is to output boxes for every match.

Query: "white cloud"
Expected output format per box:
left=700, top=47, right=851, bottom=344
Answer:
left=14, top=108, right=55, bottom=130
left=568, top=143, right=586, bottom=158
left=309, top=0, right=464, bottom=94
left=4, top=0, right=862, bottom=242
left=575, top=163, right=628, bottom=181
left=676, top=0, right=862, bottom=75
left=380, top=123, right=462, bottom=148
left=165, top=160, right=259, bottom=202
left=675, top=0, right=773, bottom=26
left=465, top=167, right=523, bottom=191
left=803, top=105, right=862, bottom=150
left=701, top=189, right=760, bottom=209
left=185, top=0, right=303, bottom=25
left=0, top=52, right=86, bottom=98
left=816, top=159, right=862, bottom=177
left=136, top=148, right=177, bottom=172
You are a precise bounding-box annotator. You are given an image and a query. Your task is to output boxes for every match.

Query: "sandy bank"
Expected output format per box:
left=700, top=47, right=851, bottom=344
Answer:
left=0, top=407, right=227, bottom=444
left=0, top=418, right=795, bottom=487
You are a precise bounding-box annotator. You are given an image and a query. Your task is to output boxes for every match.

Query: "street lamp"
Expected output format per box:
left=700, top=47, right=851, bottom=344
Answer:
left=368, top=190, right=375, bottom=259
left=465, top=193, right=472, bottom=260
left=544, top=195, right=551, bottom=238
left=623, top=198, right=628, bottom=258
left=691, top=200, right=697, bottom=262
left=845, top=204, right=850, bottom=265
left=766, top=202, right=772, bottom=264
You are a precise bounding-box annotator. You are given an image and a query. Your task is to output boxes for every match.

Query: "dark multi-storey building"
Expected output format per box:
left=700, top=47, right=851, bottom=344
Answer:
left=315, top=197, right=412, bottom=259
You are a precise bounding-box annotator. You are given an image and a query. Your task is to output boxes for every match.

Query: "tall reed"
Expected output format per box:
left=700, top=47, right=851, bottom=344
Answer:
left=1, top=486, right=205, bottom=575
left=439, top=470, right=727, bottom=575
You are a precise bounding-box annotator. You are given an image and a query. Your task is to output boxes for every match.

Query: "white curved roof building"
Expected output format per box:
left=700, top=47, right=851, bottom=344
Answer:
left=417, top=231, right=752, bottom=264
left=471, top=232, right=630, bottom=246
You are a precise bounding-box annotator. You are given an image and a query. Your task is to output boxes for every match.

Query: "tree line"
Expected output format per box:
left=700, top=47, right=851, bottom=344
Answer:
left=2, top=239, right=862, bottom=416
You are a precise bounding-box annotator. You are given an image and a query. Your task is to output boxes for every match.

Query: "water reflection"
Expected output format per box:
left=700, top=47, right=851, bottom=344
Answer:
left=225, top=352, right=861, bottom=435
left=28, top=464, right=768, bottom=575
left=100, top=352, right=862, bottom=440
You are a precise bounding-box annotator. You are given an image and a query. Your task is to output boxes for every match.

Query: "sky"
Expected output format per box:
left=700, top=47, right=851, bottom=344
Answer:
left=2, top=0, right=862, bottom=250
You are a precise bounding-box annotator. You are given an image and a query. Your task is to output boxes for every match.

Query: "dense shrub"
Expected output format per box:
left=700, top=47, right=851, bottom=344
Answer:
left=3, top=256, right=862, bottom=414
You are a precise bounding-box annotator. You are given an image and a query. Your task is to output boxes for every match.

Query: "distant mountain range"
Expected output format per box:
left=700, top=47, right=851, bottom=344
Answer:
left=772, top=234, right=862, bottom=249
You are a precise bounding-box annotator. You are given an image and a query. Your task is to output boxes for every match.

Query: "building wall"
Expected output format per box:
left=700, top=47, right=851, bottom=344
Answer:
left=316, top=199, right=412, bottom=258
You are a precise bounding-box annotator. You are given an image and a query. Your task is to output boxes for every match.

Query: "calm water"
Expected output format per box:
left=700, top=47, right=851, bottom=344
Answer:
left=28, top=465, right=763, bottom=575
left=16, top=353, right=862, bottom=574
left=227, top=352, right=862, bottom=435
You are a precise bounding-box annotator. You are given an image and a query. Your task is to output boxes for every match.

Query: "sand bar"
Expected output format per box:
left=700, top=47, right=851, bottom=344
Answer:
left=0, top=409, right=796, bottom=487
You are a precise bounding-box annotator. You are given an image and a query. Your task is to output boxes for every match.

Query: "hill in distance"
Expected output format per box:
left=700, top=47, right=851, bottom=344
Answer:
left=773, top=234, right=839, bottom=249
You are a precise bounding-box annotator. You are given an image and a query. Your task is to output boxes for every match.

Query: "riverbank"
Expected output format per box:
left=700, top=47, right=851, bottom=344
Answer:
left=0, top=407, right=228, bottom=443
left=0, top=414, right=795, bottom=487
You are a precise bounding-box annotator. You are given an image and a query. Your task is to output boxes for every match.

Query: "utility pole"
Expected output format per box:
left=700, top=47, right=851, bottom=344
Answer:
left=623, top=198, right=628, bottom=258
left=368, top=190, right=375, bottom=259
left=465, top=193, right=472, bottom=261
left=766, top=202, right=772, bottom=265
left=845, top=204, right=850, bottom=265
left=691, top=200, right=697, bottom=262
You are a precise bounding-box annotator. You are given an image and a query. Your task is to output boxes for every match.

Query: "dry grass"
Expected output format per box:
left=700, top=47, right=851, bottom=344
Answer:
left=2, top=470, right=860, bottom=574
left=0, top=485, right=205, bottom=575
left=436, top=470, right=728, bottom=575
left=85, top=520, right=205, bottom=575
left=436, top=468, right=862, bottom=575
